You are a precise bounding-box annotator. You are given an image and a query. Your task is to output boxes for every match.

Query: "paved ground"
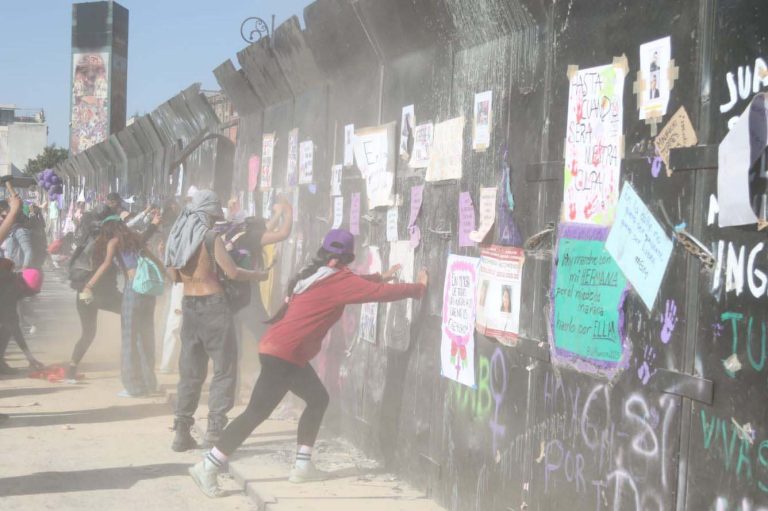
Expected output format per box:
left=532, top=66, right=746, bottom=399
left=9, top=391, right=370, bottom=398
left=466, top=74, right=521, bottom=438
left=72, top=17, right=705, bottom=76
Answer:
left=0, top=271, right=444, bottom=511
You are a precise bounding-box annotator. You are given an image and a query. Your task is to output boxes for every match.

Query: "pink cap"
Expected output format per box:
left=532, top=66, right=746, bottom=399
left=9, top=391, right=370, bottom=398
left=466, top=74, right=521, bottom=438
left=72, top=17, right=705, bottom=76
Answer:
left=21, top=268, right=43, bottom=293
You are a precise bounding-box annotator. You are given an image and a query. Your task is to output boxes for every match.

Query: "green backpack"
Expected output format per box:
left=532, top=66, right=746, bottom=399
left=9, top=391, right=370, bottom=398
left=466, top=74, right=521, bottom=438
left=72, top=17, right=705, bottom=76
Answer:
left=132, top=255, right=165, bottom=296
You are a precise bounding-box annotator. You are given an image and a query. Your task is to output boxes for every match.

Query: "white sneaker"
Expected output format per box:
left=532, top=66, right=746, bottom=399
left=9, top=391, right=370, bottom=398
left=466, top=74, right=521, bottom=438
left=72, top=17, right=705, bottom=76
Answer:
left=288, top=462, right=330, bottom=483
left=189, top=460, right=222, bottom=498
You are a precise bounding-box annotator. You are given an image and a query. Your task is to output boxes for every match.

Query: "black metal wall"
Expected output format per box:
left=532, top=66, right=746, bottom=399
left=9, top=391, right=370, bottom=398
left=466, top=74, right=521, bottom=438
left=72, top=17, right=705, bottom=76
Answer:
left=215, top=1, right=768, bottom=509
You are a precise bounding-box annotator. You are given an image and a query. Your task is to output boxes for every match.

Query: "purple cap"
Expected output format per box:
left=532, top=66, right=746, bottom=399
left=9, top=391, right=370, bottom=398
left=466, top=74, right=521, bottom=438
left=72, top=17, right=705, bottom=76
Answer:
left=322, top=229, right=355, bottom=256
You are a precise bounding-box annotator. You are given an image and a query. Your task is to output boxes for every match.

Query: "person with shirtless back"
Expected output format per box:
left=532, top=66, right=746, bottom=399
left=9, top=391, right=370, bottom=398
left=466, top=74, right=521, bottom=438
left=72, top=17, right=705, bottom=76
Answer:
left=164, top=189, right=267, bottom=451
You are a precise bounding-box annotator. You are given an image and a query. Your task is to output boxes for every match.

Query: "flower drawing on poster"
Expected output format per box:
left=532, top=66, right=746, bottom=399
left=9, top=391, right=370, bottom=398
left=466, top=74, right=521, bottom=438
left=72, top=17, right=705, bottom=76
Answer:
left=287, top=128, right=299, bottom=186
left=441, top=255, right=479, bottom=388
left=260, top=133, right=275, bottom=190
left=563, top=64, right=625, bottom=225
left=299, top=140, right=314, bottom=184
left=638, top=37, right=672, bottom=121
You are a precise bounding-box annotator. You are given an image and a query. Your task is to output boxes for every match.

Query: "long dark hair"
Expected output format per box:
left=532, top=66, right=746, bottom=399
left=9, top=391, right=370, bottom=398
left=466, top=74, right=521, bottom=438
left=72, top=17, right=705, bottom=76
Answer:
left=265, top=247, right=354, bottom=324
left=92, top=220, right=144, bottom=267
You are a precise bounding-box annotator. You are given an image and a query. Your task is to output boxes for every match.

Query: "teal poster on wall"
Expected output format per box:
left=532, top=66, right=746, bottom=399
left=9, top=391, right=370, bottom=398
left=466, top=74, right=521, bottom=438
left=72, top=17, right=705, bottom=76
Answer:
left=551, top=224, right=629, bottom=378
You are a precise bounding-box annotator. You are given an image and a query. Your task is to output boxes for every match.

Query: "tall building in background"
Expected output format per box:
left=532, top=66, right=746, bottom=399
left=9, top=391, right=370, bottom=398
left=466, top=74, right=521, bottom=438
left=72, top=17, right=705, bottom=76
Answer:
left=0, top=105, right=47, bottom=176
left=70, top=1, right=128, bottom=155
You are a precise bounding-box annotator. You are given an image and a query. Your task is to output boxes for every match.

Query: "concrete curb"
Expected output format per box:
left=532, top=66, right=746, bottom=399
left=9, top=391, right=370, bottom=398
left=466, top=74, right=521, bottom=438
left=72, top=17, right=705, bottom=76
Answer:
left=165, top=388, right=277, bottom=510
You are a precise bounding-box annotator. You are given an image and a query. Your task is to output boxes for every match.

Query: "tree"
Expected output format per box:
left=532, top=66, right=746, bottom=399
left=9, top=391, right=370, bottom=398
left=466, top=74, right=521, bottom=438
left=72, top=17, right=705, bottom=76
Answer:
left=24, top=145, right=69, bottom=175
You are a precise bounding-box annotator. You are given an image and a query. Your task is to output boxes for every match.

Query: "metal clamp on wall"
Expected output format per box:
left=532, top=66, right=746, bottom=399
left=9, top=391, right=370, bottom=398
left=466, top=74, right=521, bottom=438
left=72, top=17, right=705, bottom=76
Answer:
left=668, top=145, right=718, bottom=172
left=646, top=368, right=714, bottom=405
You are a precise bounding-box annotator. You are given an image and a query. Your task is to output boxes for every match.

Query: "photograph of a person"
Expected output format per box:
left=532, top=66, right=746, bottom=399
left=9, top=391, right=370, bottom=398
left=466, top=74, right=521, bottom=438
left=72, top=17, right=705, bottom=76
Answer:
left=500, top=285, right=512, bottom=313
left=478, top=279, right=489, bottom=307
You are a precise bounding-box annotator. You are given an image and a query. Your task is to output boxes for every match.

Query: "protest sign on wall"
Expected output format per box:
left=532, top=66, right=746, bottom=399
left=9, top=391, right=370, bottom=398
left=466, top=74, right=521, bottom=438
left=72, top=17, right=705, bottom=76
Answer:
left=330, top=165, right=342, bottom=197
left=343, top=124, right=354, bottom=166
left=353, top=123, right=396, bottom=209
left=409, top=123, right=433, bottom=169
left=260, top=133, right=275, bottom=190
left=426, top=117, right=465, bottom=182
left=551, top=224, right=629, bottom=378
left=358, top=246, right=382, bottom=344
left=386, top=207, right=399, bottom=242
left=469, top=187, right=497, bottom=243
left=408, top=184, right=424, bottom=248
left=332, top=196, right=344, bottom=229
left=563, top=63, right=625, bottom=225
left=473, top=90, right=492, bottom=151
left=299, top=140, right=314, bottom=184
left=605, top=183, right=673, bottom=310
left=441, top=255, right=479, bottom=388
left=475, top=246, right=525, bottom=346
left=458, top=191, right=476, bottom=248
left=384, top=240, right=416, bottom=350
left=248, top=155, right=260, bottom=192
left=638, top=37, right=672, bottom=121
left=350, top=192, right=361, bottom=236
left=287, top=128, right=299, bottom=186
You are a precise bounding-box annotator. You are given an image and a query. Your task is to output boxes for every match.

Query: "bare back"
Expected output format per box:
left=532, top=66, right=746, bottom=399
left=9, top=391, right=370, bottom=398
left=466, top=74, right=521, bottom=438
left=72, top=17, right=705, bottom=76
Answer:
left=179, top=242, right=223, bottom=296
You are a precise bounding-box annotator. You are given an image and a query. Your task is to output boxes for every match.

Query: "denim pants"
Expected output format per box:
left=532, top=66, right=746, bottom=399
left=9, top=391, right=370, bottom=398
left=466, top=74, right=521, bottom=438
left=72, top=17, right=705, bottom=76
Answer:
left=175, top=294, right=237, bottom=428
left=121, top=283, right=157, bottom=395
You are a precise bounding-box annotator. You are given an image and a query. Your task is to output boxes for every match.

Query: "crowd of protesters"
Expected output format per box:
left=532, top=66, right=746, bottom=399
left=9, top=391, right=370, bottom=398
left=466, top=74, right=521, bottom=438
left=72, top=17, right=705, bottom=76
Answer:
left=0, top=177, right=428, bottom=497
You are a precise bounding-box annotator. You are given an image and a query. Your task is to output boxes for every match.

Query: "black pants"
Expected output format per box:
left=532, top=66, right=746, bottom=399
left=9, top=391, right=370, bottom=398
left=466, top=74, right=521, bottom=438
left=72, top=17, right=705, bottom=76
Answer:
left=216, top=354, right=329, bottom=456
left=71, top=288, right=123, bottom=365
left=175, top=294, right=238, bottom=427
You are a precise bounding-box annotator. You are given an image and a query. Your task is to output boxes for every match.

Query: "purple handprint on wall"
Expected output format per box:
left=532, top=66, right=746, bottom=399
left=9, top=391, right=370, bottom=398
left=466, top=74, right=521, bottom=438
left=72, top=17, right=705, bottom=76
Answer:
left=660, top=299, right=678, bottom=344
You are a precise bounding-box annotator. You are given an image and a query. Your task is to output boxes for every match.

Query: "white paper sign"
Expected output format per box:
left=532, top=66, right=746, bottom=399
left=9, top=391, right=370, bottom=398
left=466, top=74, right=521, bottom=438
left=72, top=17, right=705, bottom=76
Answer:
left=475, top=245, right=525, bottom=346
left=386, top=207, right=399, bottom=242
left=359, top=246, right=382, bottom=344
left=441, top=255, right=479, bottom=388
left=426, top=117, right=465, bottom=182
left=473, top=90, right=492, bottom=151
left=344, top=124, right=355, bottom=166
left=409, top=123, right=433, bottom=169
left=260, top=133, right=275, bottom=190
left=299, top=140, right=313, bottom=184
left=287, top=128, right=299, bottom=186
left=639, top=37, right=672, bottom=121
left=606, top=182, right=673, bottom=310
left=353, top=123, right=396, bottom=209
left=717, top=93, right=767, bottom=227
left=330, top=164, right=342, bottom=196
left=469, top=187, right=497, bottom=243
left=332, top=196, right=344, bottom=229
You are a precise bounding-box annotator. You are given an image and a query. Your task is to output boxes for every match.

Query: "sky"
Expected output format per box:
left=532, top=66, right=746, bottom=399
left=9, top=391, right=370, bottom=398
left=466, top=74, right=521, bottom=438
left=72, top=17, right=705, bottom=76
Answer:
left=0, top=0, right=313, bottom=149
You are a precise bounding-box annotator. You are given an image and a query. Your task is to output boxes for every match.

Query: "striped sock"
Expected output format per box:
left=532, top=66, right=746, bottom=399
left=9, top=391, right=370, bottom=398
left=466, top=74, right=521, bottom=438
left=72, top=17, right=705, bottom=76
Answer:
left=295, top=446, right=312, bottom=470
left=204, top=450, right=226, bottom=471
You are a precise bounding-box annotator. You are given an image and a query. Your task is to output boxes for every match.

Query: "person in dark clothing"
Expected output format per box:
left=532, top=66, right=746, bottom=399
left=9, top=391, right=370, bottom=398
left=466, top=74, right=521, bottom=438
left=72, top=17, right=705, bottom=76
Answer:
left=188, top=229, right=428, bottom=497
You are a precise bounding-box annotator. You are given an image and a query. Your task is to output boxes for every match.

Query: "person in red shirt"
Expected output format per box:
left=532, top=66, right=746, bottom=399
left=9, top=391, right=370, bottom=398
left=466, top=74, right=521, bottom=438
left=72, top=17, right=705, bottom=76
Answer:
left=189, top=228, right=428, bottom=496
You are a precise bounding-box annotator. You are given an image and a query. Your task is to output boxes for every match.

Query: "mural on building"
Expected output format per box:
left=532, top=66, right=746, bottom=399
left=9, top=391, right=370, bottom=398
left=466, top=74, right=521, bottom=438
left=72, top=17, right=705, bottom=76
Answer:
left=70, top=52, right=109, bottom=155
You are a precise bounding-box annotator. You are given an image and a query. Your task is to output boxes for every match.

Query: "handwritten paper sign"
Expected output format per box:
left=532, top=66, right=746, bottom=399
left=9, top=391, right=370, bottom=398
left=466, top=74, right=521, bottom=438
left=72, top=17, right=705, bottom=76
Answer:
left=458, top=191, right=476, bottom=248
left=606, top=182, right=673, bottom=310
left=655, top=106, right=698, bottom=171
left=353, top=124, right=396, bottom=209
left=262, top=189, right=274, bottom=221
left=330, top=165, right=342, bottom=196
left=475, top=245, right=525, bottom=346
left=426, top=117, right=465, bottom=182
left=473, top=90, right=493, bottom=151
left=384, top=241, right=415, bottom=350
left=287, top=128, right=299, bottom=186
left=408, top=184, right=424, bottom=248
left=469, top=187, right=497, bottom=243
left=409, top=123, right=433, bottom=169
left=332, top=196, right=344, bottom=229
left=260, top=133, right=275, bottom=190
left=564, top=63, right=625, bottom=225
left=343, top=124, right=354, bottom=166
left=350, top=192, right=361, bottom=235
left=441, top=255, right=479, bottom=388
left=358, top=246, right=382, bottom=344
left=551, top=224, right=628, bottom=375
left=299, top=140, right=314, bottom=184
left=248, top=155, right=260, bottom=192
left=386, top=207, right=399, bottom=242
